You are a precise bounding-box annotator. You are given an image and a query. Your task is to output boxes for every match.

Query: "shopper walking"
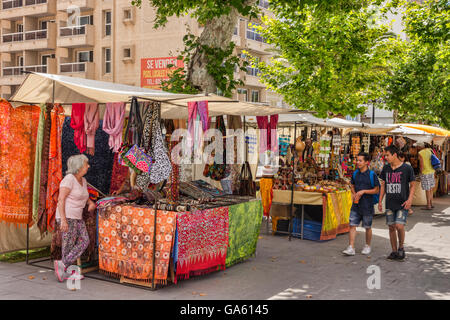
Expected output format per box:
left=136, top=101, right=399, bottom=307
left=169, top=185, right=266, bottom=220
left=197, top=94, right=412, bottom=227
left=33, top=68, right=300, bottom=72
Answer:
left=379, top=145, right=416, bottom=261
left=417, top=142, right=436, bottom=210
left=53, top=154, right=96, bottom=282
left=342, top=152, right=380, bottom=256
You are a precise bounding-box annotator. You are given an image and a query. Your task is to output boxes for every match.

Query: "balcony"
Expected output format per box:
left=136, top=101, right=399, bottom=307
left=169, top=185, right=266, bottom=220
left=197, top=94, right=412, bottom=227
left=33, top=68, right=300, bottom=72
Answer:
left=0, top=24, right=56, bottom=52
left=57, top=24, right=95, bottom=48
left=57, top=0, right=95, bottom=12
left=0, top=0, right=57, bottom=20
left=0, top=64, right=46, bottom=86
left=59, top=62, right=94, bottom=78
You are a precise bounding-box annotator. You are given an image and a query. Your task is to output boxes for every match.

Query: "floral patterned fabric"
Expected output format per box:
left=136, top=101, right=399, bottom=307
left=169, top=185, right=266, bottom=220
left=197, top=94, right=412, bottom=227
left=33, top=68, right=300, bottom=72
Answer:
left=98, top=205, right=176, bottom=284
left=175, top=207, right=229, bottom=282
left=226, top=200, right=263, bottom=267
left=0, top=102, right=40, bottom=225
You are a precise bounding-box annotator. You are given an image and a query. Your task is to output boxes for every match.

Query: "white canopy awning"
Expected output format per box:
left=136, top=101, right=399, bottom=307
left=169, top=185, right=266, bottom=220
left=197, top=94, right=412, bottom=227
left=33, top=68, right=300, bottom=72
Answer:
left=9, top=72, right=291, bottom=119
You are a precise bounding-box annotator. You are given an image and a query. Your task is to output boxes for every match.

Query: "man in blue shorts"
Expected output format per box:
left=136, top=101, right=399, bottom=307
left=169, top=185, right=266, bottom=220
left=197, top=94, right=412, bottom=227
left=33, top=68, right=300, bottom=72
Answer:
left=379, top=145, right=416, bottom=261
left=343, top=152, right=380, bottom=256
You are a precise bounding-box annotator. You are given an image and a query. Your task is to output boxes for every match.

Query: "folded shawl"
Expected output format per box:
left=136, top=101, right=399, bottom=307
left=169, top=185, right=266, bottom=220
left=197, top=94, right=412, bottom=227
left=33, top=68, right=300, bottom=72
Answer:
left=103, top=102, right=126, bottom=153
left=84, top=103, right=99, bottom=155
left=70, top=103, right=86, bottom=153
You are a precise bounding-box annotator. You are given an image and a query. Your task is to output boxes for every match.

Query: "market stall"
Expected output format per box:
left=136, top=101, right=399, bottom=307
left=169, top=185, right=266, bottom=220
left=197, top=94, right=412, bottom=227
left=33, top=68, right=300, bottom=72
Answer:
left=3, top=72, right=291, bottom=289
left=246, top=113, right=396, bottom=241
left=367, top=124, right=449, bottom=205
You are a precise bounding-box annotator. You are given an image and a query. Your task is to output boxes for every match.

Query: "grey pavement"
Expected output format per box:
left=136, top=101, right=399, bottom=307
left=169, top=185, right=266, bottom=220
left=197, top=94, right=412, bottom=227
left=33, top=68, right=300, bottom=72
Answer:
left=1, top=195, right=449, bottom=300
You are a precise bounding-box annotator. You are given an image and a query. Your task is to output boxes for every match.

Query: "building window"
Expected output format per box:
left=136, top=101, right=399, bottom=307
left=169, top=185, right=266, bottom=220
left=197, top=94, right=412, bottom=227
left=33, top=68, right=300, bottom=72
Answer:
left=104, top=11, right=112, bottom=36
left=78, top=51, right=93, bottom=63
left=258, top=0, right=270, bottom=9
left=124, top=9, right=132, bottom=20
left=237, top=88, right=248, bottom=102
left=251, top=90, right=260, bottom=103
left=246, top=66, right=260, bottom=77
left=78, top=15, right=93, bottom=26
left=16, top=24, right=23, bottom=33
left=123, top=48, right=131, bottom=59
left=104, top=48, right=111, bottom=74
left=246, top=23, right=266, bottom=43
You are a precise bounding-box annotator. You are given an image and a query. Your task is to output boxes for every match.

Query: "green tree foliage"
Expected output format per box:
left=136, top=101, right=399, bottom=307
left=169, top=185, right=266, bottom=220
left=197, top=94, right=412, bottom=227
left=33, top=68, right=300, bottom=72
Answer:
left=249, top=1, right=401, bottom=118
left=383, top=0, right=449, bottom=129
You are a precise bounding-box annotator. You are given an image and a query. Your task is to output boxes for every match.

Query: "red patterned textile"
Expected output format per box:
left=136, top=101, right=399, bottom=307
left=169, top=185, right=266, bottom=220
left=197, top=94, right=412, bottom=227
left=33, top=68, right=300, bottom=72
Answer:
left=175, top=207, right=229, bottom=282
left=109, top=153, right=130, bottom=194
left=46, top=105, right=65, bottom=232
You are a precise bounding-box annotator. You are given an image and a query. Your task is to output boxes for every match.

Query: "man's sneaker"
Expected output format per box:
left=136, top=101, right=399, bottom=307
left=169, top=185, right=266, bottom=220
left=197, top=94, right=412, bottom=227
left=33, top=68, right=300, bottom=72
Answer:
left=342, top=245, right=355, bottom=256
left=397, top=247, right=406, bottom=261
left=387, top=251, right=398, bottom=260
left=361, top=245, right=371, bottom=255
left=53, top=260, right=66, bottom=282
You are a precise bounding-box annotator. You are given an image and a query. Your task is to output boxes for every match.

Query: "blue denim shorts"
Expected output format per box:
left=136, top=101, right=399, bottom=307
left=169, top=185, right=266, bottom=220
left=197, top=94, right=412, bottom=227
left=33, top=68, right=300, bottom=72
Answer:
left=386, top=209, right=408, bottom=226
left=349, top=210, right=373, bottom=229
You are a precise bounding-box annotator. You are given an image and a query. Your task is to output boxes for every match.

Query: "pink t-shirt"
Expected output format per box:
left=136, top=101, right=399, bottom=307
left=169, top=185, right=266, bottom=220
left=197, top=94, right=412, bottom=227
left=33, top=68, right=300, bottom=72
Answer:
left=56, top=174, right=89, bottom=220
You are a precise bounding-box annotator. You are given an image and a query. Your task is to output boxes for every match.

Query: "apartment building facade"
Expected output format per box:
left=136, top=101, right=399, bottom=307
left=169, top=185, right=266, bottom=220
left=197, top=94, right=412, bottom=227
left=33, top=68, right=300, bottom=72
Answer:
left=0, top=0, right=285, bottom=107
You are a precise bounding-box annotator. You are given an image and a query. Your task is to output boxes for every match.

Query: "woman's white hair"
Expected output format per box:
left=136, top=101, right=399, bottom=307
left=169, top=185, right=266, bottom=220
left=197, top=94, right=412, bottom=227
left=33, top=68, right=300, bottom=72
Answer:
left=66, top=154, right=89, bottom=175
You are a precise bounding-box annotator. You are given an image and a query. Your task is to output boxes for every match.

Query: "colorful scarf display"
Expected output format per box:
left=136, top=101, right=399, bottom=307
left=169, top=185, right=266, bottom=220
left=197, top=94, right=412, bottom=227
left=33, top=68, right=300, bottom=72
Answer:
left=98, top=205, right=176, bottom=284
left=103, top=102, right=126, bottom=153
left=175, top=207, right=229, bottom=282
left=0, top=101, right=40, bottom=225
left=260, top=178, right=273, bottom=217
left=46, top=105, right=65, bottom=232
left=321, top=190, right=351, bottom=240
left=84, top=103, right=99, bottom=156
left=226, top=200, right=263, bottom=267
left=70, top=103, right=86, bottom=154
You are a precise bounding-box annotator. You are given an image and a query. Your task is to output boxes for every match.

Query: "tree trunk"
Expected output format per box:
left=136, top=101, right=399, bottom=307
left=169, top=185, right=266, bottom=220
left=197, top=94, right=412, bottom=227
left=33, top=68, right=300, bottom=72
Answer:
left=186, top=0, right=256, bottom=93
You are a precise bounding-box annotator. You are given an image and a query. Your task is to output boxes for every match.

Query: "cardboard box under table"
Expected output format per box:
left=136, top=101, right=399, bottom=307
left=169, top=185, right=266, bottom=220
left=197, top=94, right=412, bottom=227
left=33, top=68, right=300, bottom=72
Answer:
left=270, top=190, right=351, bottom=241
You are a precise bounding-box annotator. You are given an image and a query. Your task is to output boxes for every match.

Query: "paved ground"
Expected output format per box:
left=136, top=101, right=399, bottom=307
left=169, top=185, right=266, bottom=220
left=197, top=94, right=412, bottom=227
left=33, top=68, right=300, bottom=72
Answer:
left=0, top=195, right=449, bottom=300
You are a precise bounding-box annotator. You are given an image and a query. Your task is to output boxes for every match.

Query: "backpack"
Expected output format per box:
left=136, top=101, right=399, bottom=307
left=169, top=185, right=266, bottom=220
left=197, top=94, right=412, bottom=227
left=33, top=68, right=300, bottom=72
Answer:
left=352, top=169, right=379, bottom=205
left=430, top=152, right=441, bottom=170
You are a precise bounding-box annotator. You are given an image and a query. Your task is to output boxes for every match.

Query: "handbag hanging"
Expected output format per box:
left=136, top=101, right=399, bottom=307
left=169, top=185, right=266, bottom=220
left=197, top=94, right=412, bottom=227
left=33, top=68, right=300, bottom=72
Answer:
left=238, top=161, right=256, bottom=197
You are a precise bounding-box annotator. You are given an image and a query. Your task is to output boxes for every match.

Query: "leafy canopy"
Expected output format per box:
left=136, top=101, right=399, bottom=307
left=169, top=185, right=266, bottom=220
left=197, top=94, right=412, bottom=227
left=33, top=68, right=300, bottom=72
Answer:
left=250, top=1, right=401, bottom=118
left=383, top=0, right=449, bottom=128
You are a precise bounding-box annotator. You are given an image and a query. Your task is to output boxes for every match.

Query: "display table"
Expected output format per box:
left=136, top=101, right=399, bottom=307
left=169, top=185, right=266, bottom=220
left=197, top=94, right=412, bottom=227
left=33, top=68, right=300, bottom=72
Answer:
left=98, top=199, right=262, bottom=287
left=270, top=190, right=351, bottom=241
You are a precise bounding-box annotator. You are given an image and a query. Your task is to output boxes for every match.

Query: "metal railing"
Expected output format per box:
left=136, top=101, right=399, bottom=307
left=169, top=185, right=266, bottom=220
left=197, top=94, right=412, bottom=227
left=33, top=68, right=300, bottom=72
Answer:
left=2, top=31, right=23, bottom=43
left=60, top=62, right=86, bottom=73
left=2, top=64, right=46, bottom=76
left=2, top=0, right=46, bottom=9
left=59, top=25, right=86, bottom=37
left=2, top=29, right=48, bottom=43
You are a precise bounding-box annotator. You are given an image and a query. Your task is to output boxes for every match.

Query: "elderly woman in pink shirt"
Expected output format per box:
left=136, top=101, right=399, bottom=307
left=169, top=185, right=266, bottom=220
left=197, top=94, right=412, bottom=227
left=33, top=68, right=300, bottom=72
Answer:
left=53, top=154, right=96, bottom=282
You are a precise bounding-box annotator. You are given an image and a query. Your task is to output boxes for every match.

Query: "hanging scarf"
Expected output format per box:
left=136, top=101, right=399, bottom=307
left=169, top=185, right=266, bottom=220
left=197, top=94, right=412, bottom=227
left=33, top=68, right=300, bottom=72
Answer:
left=187, top=101, right=209, bottom=155
left=84, top=102, right=99, bottom=155
left=103, top=102, right=126, bottom=153
left=0, top=101, right=40, bottom=226
left=256, top=115, right=278, bottom=153
left=37, top=104, right=52, bottom=234
left=32, top=104, right=46, bottom=223
left=70, top=103, right=86, bottom=154
left=125, top=98, right=142, bottom=146
left=46, top=105, right=65, bottom=232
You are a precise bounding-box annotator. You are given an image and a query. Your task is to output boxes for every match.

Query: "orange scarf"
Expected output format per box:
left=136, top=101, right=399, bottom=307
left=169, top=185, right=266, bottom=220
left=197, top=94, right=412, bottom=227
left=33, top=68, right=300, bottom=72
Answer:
left=0, top=101, right=40, bottom=225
